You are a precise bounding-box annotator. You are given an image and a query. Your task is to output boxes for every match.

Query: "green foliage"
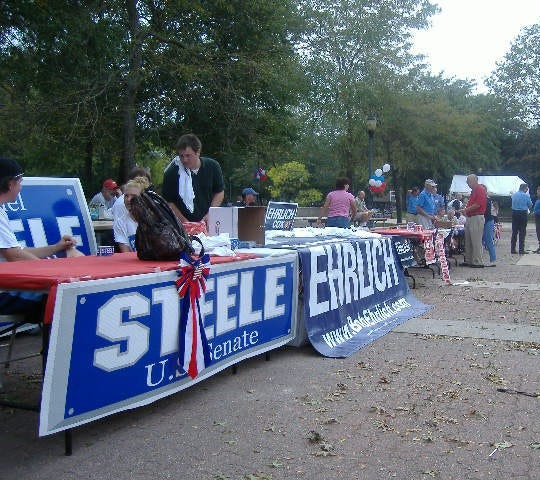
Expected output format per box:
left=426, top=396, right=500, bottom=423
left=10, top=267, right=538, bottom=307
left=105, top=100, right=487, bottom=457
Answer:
left=267, top=161, right=312, bottom=201
left=486, top=23, right=540, bottom=127
left=0, top=0, right=305, bottom=195
left=377, top=84, right=502, bottom=194
left=295, top=188, right=323, bottom=207
left=0, top=0, right=536, bottom=205
left=500, top=126, right=540, bottom=189
left=295, top=0, right=439, bottom=182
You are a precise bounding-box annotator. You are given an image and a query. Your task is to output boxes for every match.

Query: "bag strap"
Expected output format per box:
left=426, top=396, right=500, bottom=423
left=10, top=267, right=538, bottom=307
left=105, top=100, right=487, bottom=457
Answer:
left=145, top=190, right=187, bottom=235
left=190, top=235, right=205, bottom=258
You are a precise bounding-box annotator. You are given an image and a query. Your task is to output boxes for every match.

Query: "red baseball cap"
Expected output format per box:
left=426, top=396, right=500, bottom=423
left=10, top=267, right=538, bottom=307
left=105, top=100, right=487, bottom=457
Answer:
left=103, top=179, right=118, bottom=190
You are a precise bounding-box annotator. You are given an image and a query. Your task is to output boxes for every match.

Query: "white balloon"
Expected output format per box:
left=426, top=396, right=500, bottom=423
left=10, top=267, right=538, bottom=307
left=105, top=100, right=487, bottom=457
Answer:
left=375, top=180, right=382, bottom=187
left=375, top=168, right=383, bottom=177
left=368, top=179, right=376, bottom=186
left=382, top=163, right=391, bottom=173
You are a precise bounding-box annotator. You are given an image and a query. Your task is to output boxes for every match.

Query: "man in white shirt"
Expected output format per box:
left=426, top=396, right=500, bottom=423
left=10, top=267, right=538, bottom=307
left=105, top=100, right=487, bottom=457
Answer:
left=0, top=157, right=82, bottom=315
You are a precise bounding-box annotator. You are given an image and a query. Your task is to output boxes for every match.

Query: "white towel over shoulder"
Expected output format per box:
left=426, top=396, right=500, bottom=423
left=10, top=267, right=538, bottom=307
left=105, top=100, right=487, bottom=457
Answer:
left=173, top=156, right=195, bottom=213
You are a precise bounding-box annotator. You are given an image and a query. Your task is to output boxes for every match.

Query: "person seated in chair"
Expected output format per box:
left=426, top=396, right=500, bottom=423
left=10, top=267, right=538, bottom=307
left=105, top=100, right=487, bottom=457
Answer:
left=0, top=157, right=83, bottom=317
left=354, top=190, right=372, bottom=226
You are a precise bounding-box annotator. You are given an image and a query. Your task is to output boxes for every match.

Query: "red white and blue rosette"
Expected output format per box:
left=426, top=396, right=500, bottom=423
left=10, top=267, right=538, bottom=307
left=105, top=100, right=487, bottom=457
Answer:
left=175, top=251, right=211, bottom=379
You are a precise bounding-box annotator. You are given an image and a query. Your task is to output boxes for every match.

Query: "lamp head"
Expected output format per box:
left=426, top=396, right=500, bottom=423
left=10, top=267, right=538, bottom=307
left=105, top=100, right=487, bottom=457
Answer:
left=366, top=114, right=377, bottom=133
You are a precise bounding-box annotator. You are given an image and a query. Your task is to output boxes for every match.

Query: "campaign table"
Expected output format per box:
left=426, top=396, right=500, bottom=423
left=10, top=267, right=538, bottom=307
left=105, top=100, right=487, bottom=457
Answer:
left=263, top=234, right=432, bottom=357
left=372, top=227, right=438, bottom=287
left=0, top=252, right=258, bottom=324
left=371, top=227, right=434, bottom=242
left=91, top=219, right=114, bottom=246
left=0, top=251, right=272, bottom=454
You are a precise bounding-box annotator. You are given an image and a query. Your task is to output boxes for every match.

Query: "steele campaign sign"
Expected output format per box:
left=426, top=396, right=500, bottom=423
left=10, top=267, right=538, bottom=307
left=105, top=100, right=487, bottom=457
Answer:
left=40, top=254, right=297, bottom=435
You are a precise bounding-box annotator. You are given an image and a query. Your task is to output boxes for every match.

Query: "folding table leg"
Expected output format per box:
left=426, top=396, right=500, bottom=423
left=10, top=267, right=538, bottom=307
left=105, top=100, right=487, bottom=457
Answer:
left=404, top=269, right=416, bottom=289
left=65, top=429, right=73, bottom=456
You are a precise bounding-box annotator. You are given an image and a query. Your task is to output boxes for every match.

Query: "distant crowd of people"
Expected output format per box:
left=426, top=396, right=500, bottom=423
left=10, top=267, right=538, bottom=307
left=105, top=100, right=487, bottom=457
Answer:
left=83, top=134, right=540, bottom=263
left=405, top=175, right=540, bottom=266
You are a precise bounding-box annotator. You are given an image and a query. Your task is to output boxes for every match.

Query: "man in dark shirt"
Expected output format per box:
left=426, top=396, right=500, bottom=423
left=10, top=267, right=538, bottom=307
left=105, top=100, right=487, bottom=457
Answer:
left=162, top=134, right=225, bottom=223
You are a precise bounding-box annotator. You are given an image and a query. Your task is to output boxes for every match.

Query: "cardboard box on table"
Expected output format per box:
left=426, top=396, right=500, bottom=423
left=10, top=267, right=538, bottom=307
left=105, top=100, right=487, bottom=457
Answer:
left=208, top=206, right=266, bottom=245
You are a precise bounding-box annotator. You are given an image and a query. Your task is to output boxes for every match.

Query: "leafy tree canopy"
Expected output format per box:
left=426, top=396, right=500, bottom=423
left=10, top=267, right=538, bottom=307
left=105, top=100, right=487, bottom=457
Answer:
left=486, top=23, right=540, bottom=128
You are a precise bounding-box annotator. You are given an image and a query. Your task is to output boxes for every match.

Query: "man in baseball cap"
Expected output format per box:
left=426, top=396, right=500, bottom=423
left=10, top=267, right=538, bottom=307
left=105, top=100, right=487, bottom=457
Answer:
left=89, top=178, right=121, bottom=210
left=0, top=156, right=24, bottom=179
left=240, top=187, right=259, bottom=206
left=415, top=179, right=438, bottom=228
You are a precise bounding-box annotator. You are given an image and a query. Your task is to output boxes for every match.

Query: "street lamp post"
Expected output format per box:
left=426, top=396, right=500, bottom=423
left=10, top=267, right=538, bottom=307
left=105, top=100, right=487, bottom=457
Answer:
left=366, top=114, right=377, bottom=208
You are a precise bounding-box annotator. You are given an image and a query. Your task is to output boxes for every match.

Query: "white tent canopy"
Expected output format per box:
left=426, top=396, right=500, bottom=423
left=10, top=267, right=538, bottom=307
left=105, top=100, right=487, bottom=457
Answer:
left=449, top=175, right=525, bottom=196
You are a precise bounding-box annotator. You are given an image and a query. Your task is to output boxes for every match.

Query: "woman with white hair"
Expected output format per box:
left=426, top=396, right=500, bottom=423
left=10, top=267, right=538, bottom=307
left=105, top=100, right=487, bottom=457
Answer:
left=113, top=176, right=150, bottom=252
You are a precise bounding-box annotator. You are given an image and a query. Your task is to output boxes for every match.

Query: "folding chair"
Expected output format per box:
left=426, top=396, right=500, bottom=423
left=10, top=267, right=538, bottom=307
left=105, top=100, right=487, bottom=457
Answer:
left=0, top=312, right=43, bottom=392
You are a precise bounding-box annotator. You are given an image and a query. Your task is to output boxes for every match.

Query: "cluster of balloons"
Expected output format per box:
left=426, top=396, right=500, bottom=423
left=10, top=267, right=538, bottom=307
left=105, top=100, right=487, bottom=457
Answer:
left=368, top=163, right=391, bottom=193
left=254, top=167, right=267, bottom=182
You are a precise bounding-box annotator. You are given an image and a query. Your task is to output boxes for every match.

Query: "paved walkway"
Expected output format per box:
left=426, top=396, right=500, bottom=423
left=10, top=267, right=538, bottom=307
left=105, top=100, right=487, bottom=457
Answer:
left=1, top=222, right=539, bottom=480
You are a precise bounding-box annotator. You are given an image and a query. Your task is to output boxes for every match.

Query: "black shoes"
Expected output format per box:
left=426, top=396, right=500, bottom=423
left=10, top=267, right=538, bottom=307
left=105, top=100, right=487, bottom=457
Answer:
left=511, top=250, right=518, bottom=254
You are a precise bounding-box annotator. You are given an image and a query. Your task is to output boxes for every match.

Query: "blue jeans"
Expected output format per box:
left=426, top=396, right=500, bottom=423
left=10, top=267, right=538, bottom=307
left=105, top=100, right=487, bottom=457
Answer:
left=326, top=216, right=350, bottom=228
left=482, top=218, right=496, bottom=262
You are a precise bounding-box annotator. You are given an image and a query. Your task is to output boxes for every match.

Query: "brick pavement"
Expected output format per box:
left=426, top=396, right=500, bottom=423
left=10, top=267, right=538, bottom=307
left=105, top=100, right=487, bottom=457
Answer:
left=1, top=222, right=539, bottom=479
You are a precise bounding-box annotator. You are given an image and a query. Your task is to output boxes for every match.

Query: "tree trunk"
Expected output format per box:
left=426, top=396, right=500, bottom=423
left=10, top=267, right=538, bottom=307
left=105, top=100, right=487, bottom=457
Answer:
left=84, top=138, right=93, bottom=193
left=121, top=0, right=143, bottom=180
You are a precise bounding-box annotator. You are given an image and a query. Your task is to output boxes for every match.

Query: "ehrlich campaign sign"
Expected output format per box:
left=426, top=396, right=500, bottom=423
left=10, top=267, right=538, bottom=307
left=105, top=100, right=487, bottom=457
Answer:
left=39, top=254, right=297, bottom=435
left=299, top=237, right=431, bottom=357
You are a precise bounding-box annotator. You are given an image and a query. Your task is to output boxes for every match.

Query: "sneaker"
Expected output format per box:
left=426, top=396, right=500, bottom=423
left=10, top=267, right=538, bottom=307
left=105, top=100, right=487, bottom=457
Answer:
left=487, top=263, right=496, bottom=267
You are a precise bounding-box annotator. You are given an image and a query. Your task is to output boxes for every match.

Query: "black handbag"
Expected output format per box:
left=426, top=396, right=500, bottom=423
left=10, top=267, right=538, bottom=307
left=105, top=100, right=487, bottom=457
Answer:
left=129, top=190, right=200, bottom=261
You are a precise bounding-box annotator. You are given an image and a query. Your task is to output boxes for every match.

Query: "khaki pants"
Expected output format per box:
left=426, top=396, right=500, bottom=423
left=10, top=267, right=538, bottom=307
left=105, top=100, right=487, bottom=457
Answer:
left=416, top=214, right=433, bottom=229
left=464, top=215, right=485, bottom=266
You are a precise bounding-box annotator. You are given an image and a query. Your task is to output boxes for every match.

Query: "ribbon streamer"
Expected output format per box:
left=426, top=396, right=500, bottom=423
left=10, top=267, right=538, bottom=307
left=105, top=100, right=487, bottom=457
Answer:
left=175, top=251, right=211, bottom=379
left=435, top=232, right=452, bottom=284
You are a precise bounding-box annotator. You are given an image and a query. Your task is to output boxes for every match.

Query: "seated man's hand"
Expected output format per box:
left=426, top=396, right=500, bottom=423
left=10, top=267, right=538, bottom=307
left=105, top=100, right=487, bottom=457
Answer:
left=58, top=235, right=84, bottom=257
left=56, top=235, right=81, bottom=252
